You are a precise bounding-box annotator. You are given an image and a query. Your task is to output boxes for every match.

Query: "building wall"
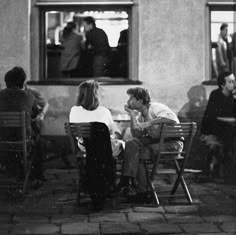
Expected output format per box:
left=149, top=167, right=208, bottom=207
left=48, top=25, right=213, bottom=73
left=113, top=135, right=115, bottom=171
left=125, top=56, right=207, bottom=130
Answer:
left=0, top=0, right=30, bottom=88
left=0, top=0, right=210, bottom=138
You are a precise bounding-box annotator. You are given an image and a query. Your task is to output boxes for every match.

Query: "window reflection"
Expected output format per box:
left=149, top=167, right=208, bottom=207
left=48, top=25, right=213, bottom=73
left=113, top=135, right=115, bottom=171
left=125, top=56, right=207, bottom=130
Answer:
left=46, top=10, right=129, bottom=79
left=211, top=11, right=236, bottom=80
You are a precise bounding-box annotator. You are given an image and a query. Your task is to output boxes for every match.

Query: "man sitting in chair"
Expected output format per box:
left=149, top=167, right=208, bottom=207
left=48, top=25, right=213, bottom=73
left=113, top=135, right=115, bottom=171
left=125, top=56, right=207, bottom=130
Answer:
left=201, top=71, right=236, bottom=178
left=0, top=66, right=45, bottom=188
left=117, top=87, right=183, bottom=203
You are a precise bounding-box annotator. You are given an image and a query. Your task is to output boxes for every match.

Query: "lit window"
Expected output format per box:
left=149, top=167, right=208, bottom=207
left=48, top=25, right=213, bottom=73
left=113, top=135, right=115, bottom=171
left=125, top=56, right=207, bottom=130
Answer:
left=39, top=5, right=132, bottom=80
left=209, top=4, right=236, bottom=80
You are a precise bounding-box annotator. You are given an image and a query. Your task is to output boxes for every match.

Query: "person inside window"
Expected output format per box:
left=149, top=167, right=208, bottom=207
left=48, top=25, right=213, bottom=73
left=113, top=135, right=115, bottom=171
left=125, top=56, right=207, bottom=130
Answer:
left=117, top=29, right=128, bottom=77
left=81, top=17, right=111, bottom=77
left=216, top=23, right=232, bottom=75
left=60, top=22, right=83, bottom=77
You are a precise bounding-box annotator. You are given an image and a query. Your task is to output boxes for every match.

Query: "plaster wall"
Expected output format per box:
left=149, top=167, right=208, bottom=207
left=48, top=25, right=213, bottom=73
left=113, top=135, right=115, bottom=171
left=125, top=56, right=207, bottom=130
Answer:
left=138, top=0, right=207, bottom=112
left=0, top=0, right=213, bottom=138
left=0, top=0, right=30, bottom=88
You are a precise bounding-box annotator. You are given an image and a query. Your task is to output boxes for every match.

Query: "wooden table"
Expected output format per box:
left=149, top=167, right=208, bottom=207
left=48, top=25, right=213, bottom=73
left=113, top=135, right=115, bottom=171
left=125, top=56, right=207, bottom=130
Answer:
left=113, top=115, right=131, bottom=140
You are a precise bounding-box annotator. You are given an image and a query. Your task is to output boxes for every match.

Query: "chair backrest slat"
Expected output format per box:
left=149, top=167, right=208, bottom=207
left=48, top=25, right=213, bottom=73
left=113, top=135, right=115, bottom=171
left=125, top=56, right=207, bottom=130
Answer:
left=0, top=111, right=27, bottom=152
left=161, top=123, right=197, bottom=139
left=0, top=112, right=23, bottom=127
left=67, top=123, right=92, bottom=138
left=150, top=122, right=197, bottom=180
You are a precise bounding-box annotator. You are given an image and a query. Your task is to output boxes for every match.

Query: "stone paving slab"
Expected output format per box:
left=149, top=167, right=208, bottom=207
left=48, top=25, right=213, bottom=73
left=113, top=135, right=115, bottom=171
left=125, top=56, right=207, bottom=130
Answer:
left=0, top=224, right=13, bottom=234
left=12, top=223, right=59, bottom=234
left=50, top=214, right=88, bottom=224
left=104, top=207, right=133, bottom=213
left=198, top=203, right=236, bottom=216
left=140, top=223, right=182, bottom=234
left=164, top=214, right=204, bottom=223
left=100, top=222, right=141, bottom=234
left=163, top=205, right=199, bottom=214
left=132, top=206, right=165, bottom=213
left=13, top=215, right=50, bottom=224
left=198, top=233, right=234, bottom=235
left=180, top=222, right=221, bottom=233
left=61, top=222, right=100, bottom=235
left=0, top=214, right=11, bottom=223
left=220, top=222, right=236, bottom=233
left=127, top=212, right=165, bottom=223
left=202, top=215, right=236, bottom=223
left=89, top=212, right=127, bottom=223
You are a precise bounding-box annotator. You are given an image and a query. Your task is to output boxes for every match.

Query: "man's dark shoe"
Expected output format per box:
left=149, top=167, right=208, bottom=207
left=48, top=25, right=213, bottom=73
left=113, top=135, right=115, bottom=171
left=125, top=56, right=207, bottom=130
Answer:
left=114, top=181, right=129, bottom=193
left=115, top=181, right=136, bottom=196
left=121, top=185, right=136, bottom=197
left=127, top=191, right=154, bottom=204
left=31, top=179, right=43, bottom=190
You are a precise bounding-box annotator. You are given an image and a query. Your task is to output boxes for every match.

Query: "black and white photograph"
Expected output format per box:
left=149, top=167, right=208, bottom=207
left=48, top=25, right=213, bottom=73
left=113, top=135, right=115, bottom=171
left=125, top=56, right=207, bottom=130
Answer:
left=0, top=0, right=236, bottom=234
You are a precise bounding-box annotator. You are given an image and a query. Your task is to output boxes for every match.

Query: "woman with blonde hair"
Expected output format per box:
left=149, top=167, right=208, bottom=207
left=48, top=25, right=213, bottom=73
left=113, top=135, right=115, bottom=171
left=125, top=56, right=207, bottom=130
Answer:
left=69, top=80, right=122, bottom=210
left=70, top=80, right=117, bottom=130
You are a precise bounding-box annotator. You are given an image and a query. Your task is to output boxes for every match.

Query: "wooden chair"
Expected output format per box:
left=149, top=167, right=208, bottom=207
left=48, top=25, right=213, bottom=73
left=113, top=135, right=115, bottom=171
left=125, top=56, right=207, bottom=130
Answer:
left=144, top=122, right=198, bottom=206
left=65, top=122, right=116, bottom=206
left=0, top=111, right=34, bottom=195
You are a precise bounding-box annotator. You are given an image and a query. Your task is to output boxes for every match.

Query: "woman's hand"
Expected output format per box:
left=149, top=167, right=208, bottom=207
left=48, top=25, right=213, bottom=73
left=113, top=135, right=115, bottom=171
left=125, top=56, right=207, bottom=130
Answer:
left=138, top=121, right=150, bottom=129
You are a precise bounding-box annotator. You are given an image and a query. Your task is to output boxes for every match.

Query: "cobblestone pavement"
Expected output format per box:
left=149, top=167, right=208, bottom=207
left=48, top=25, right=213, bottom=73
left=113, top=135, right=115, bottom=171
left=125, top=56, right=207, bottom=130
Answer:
left=1, top=166, right=236, bottom=235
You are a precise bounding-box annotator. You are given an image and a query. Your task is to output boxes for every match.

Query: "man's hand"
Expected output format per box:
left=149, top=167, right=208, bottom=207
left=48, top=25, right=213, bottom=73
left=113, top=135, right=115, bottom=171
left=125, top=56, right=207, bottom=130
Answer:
left=138, top=121, right=150, bottom=129
left=124, top=104, right=133, bottom=114
left=35, top=112, right=45, bottom=122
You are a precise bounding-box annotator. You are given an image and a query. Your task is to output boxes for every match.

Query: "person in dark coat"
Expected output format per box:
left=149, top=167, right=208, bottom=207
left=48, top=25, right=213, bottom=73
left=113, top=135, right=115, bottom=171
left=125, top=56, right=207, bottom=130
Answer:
left=201, top=71, right=236, bottom=177
left=0, top=67, right=44, bottom=188
left=82, top=17, right=111, bottom=77
left=60, top=22, right=83, bottom=77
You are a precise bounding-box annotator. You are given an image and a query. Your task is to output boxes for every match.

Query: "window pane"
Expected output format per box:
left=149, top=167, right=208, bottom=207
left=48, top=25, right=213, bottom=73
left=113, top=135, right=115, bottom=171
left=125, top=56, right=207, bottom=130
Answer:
left=45, top=9, right=129, bottom=79
left=210, top=10, right=236, bottom=80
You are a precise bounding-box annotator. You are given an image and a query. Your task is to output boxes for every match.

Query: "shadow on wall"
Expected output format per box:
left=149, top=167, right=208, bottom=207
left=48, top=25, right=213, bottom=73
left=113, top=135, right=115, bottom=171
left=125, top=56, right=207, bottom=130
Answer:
left=178, top=85, right=208, bottom=169
left=42, top=86, right=76, bottom=136
left=40, top=87, right=77, bottom=168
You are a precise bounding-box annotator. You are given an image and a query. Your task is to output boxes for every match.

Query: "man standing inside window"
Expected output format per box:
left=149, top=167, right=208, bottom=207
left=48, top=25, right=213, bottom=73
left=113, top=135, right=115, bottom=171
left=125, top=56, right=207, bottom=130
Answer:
left=82, top=16, right=111, bottom=77
left=216, top=23, right=232, bottom=75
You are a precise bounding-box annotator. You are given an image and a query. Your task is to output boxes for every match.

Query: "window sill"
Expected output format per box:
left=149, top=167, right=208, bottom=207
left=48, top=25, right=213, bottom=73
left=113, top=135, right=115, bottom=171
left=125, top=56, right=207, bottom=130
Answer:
left=202, top=80, right=217, bottom=86
left=27, top=78, right=142, bottom=86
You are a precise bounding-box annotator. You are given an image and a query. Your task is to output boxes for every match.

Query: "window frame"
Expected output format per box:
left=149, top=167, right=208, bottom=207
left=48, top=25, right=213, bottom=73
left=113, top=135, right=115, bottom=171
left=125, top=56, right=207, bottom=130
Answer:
left=34, top=1, right=141, bottom=85
left=204, top=1, right=236, bottom=85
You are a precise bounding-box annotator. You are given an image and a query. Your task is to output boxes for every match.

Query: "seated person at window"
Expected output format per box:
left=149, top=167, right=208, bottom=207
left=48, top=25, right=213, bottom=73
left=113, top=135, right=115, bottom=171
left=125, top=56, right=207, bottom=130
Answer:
left=0, top=67, right=45, bottom=188
left=117, top=87, right=183, bottom=203
left=201, top=71, right=236, bottom=177
left=60, top=22, right=83, bottom=77
left=82, top=17, right=111, bottom=77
